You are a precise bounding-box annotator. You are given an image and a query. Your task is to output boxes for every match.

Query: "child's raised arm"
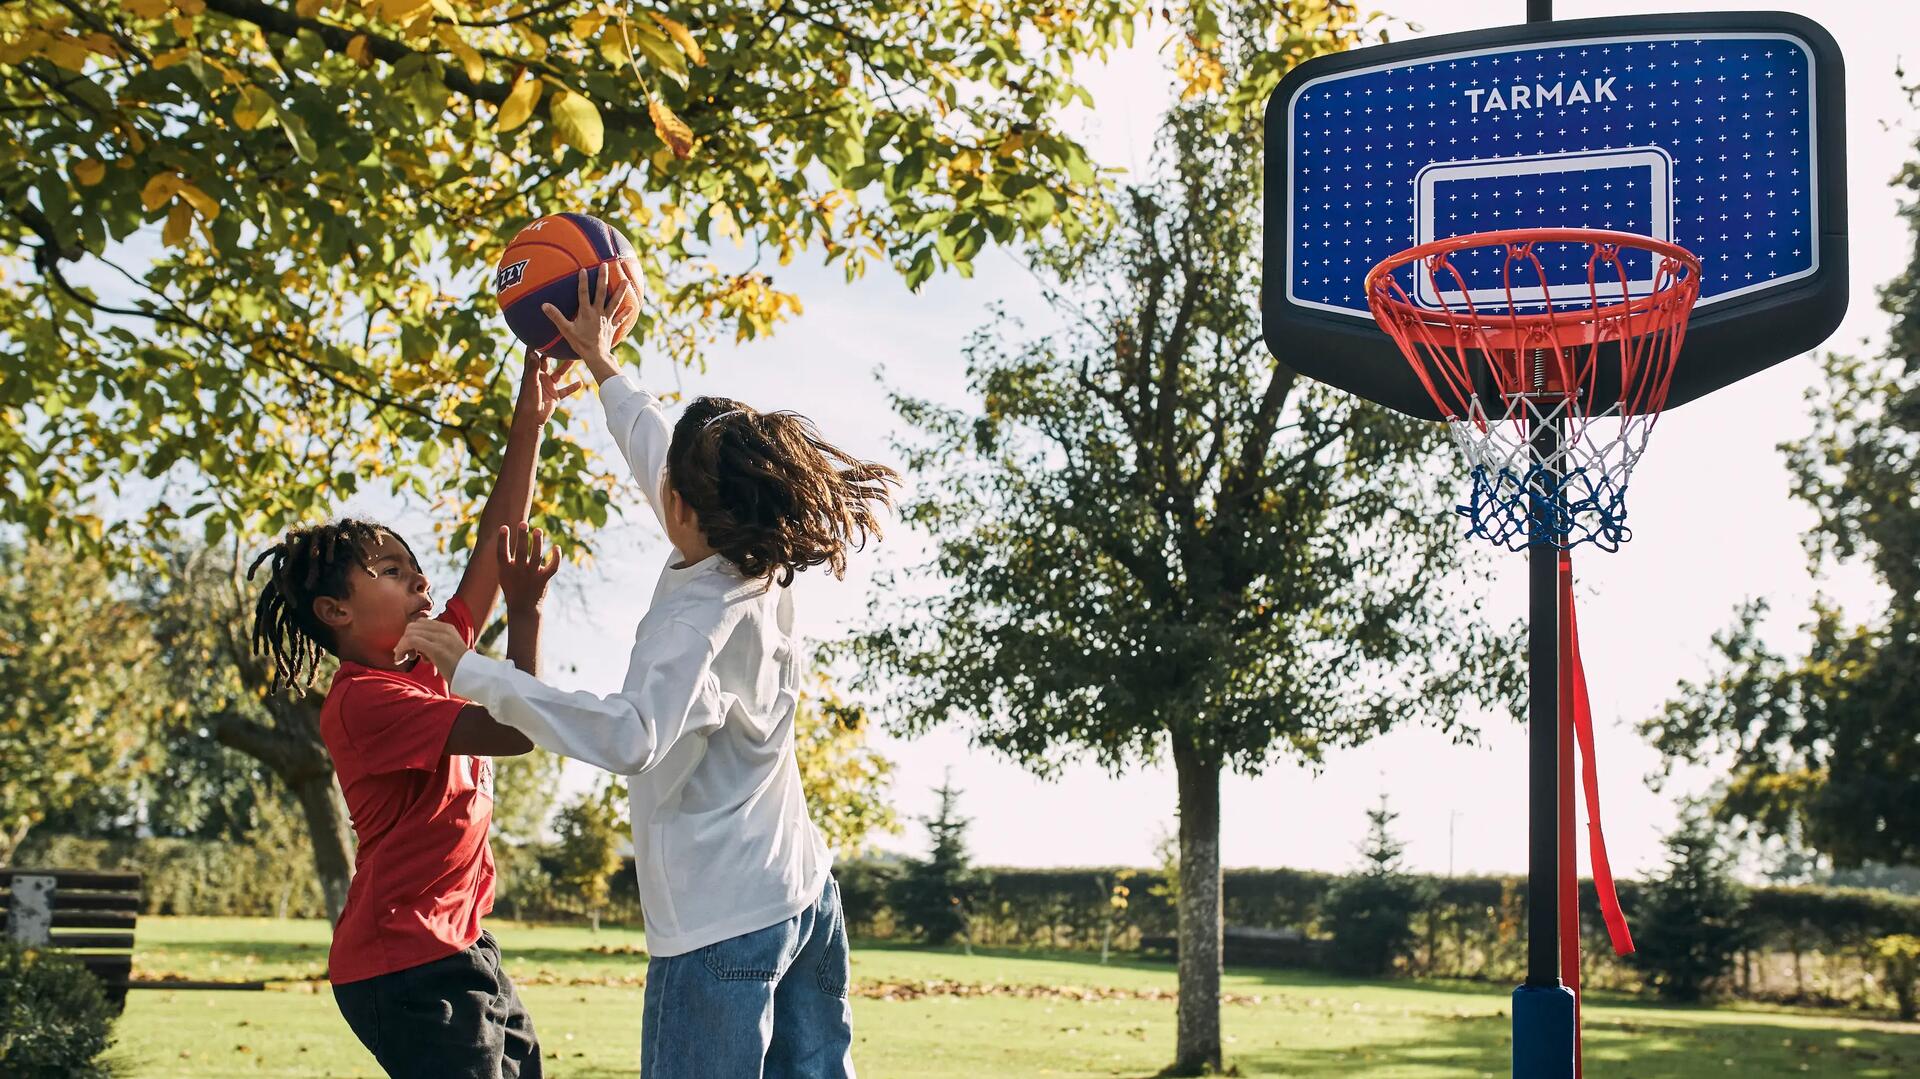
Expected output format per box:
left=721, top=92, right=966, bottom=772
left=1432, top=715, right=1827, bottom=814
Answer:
left=452, top=348, right=579, bottom=627
left=541, top=265, right=673, bottom=532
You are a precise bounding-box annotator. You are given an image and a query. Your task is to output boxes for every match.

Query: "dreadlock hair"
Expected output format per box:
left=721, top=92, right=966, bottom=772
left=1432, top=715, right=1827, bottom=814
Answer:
left=667, top=396, right=901, bottom=587
left=247, top=518, right=419, bottom=692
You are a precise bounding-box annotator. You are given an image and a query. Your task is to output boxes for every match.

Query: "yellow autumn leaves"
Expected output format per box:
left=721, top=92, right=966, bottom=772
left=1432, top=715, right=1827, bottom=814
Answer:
left=487, top=8, right=701, bottom=161
left=494, top=68, right=602, bottom=157
left=549, top=90, right=603, bottom=157
left=141, top=172, right=219, bottom=250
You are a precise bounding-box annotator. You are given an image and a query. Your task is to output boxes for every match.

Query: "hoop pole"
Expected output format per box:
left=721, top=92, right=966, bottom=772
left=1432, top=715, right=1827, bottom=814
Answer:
left=1512, top=395, right=1578, bottom=1078
left=1526, top=399, right=1563, bottom=991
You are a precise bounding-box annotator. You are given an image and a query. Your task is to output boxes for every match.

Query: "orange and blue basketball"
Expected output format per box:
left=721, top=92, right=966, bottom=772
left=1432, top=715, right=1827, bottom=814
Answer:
left=494, top=212, right=639, bottom=360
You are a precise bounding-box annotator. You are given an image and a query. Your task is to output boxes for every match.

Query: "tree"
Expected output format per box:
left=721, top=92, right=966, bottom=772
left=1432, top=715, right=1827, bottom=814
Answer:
left=1322, top=794, right=1434, bottom=977
left=38, top=709, right=321, bottom=846
left=3, top=0, right=1139, bottom=556
left=1641, top=132, right=1920, bottom=868
left=794, top=669, right=897, bottom=858
left=889, top=773, right=979, bottom=947
left=472, top=616, right=563, bottom=848
left=1626, top=807, right=1752, bottom=1002
left=0, top=541, right=155, bottom=864
left=847, top=11, right=1516, bottom=1071
left=549, top=777, right=625, bottom=931
left=128, top=542, right=359, bottom=922
left=491, top=747, right=560, bottom=847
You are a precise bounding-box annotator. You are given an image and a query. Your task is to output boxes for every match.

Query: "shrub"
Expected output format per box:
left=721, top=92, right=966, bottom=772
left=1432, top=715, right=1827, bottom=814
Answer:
left=0, top=940, right=116, bottom=1078
left=1628, top=809, right=1754, bottom=1001
left=1323, top=796, right=1434, bottom=976
left=1872, top=934, right=1920, bottom=1021
left=890, top=776, right=983, bottom=945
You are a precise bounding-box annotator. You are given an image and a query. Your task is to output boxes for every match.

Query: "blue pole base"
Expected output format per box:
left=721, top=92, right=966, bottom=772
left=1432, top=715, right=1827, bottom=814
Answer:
left=1512, top=982, right=1576, bottom=1079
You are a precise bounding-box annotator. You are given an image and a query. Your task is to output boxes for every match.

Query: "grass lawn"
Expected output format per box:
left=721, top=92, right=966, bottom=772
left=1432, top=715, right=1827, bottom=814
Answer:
left=107, top=917, right=1918, bottom=1078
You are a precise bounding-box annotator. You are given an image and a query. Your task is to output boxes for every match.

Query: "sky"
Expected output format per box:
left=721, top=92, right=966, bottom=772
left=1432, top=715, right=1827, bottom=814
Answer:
left=314, top=1, right=1914, bottom=879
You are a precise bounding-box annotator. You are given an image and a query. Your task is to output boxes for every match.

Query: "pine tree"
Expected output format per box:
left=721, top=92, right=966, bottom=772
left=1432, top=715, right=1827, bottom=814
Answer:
left=1323, top=795, right=1434, bottom=977
left=890, top=773, right=980, bottom=947
left=1627, top=807, right=1753, bottom=1001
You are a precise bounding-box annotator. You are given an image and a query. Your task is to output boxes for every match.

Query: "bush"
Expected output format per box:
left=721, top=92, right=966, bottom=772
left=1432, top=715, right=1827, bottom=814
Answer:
left=835, top=860, right=902, bottom=935
left=1325, top=873, right=1433, bottom=976
left=1872, top=934, right=1920, bottom=1021
left=491, top=841, right=561, bottom=922
left=0, top=940, right=116, bottom=1078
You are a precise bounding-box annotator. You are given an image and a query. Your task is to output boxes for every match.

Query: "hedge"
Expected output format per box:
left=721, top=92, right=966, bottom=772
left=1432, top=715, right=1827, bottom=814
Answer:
left=13, top=835, right=326, bottom=919
left=16, top=836, right=1918, bottom=1011
left=838, top=862, right=1920, bottom=1012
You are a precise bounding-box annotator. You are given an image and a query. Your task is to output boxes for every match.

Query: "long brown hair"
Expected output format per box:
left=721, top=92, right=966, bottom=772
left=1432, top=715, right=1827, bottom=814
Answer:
left=667, top=397, right=900, bottom=586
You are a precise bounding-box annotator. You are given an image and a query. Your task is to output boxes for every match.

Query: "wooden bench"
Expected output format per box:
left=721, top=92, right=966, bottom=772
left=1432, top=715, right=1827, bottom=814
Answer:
left=1, top=867, right=142, bottom=1011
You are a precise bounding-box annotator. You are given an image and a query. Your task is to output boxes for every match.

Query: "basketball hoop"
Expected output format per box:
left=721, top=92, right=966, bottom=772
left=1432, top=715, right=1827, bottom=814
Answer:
left=1364, top=228, right=1702, bottom=551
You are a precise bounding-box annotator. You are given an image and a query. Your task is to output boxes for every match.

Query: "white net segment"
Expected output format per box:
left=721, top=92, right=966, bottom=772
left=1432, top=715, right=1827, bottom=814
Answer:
left=1447, top=395, right=1656, bottom=552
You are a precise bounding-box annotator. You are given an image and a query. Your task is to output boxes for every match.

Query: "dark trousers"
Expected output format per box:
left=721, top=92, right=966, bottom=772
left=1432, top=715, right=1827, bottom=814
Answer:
left=334, top=930, right=541, bottom=1079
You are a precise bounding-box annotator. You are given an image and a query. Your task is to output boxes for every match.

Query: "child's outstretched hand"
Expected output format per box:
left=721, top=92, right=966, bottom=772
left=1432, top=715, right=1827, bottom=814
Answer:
left=542, top=262, right=640, bottom=373
left=512, top=346, right=583, bottom=428
left=496, top=523, right=561, bottom=614
left=394, top=619, right=471, bottom=680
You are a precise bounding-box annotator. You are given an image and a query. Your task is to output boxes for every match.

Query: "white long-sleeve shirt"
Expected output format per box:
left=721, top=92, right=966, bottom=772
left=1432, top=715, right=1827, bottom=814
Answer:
left=451, top=374, right=830, bottom=957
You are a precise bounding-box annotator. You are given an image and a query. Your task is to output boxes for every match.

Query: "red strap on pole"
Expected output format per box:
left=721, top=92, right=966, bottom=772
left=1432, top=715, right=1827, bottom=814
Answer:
left=1561, top=556, right=1637, bottom=958
left=1558, top=556, right=1583, bottom=1077
left=1558, top=556, right=1639, bottom=1079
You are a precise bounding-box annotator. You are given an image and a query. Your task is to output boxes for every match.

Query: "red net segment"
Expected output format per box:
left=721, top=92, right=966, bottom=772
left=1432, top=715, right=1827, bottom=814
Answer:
left=1364, top=229, right=1702, bottom=550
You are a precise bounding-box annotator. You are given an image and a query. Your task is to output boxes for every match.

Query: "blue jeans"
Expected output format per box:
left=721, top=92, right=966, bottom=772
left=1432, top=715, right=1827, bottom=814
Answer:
left=641, top=876, right=855, bottom=1079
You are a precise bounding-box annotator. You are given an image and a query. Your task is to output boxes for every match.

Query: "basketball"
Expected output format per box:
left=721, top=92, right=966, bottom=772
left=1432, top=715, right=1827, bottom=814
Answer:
left=494, top=212, right=640, bottom=360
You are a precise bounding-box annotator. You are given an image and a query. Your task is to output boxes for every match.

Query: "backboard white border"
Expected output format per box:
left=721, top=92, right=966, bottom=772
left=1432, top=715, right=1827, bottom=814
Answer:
left=1411, top=147, right=1673, bottom=309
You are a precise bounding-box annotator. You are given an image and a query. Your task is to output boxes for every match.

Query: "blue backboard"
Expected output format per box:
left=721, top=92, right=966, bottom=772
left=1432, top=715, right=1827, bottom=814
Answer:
left=1263, top=12, right=1847, bottom=419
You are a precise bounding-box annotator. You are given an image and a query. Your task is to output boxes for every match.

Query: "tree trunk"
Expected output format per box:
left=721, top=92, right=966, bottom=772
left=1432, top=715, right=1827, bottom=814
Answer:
left=288, top=770, right=355, bottom=925
left=208, top=708, right=354, bottom=925
left=1172, top=737, right=1223, bottom=1075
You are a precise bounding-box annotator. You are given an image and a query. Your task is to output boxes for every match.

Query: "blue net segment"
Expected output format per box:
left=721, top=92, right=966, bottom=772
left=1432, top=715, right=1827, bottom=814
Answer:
left=1445, top=396, right=1653, bottom=553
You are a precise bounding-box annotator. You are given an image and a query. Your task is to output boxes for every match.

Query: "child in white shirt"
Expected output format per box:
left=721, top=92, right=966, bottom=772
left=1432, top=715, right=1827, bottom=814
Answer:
left=398, top=266, right=897, bottom=1078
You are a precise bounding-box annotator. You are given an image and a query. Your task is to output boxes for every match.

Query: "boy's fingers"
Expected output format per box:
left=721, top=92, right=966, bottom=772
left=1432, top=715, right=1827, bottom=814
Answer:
left=541, top=545, right=562, bottom=575
left=576, top=268, right=591, bottom=312
left=556, top=379, right=585, bottom=400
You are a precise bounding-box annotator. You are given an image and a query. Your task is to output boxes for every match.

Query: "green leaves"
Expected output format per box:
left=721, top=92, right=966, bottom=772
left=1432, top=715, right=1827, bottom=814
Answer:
left=278, top=111, right=319, bottom=163
left=1, top=0, right=1141, bottom=560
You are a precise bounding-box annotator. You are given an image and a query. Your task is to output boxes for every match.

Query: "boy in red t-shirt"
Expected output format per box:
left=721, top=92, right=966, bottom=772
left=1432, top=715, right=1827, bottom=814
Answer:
left=246, top=339, right=616, bottom=1078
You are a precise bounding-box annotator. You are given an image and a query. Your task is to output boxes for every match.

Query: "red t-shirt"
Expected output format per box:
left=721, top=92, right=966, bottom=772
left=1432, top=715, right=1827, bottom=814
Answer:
left=320, top=596, right=496, bottom=985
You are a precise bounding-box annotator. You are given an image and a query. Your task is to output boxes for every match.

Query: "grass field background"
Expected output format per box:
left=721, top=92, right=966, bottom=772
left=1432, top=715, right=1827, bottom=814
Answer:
left=107, top=917, right=1918, bottom=1077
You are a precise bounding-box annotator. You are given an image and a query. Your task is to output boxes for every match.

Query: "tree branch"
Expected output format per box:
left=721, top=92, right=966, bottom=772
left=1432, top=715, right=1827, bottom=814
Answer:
left=205, top=709, right=330, bottom=782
